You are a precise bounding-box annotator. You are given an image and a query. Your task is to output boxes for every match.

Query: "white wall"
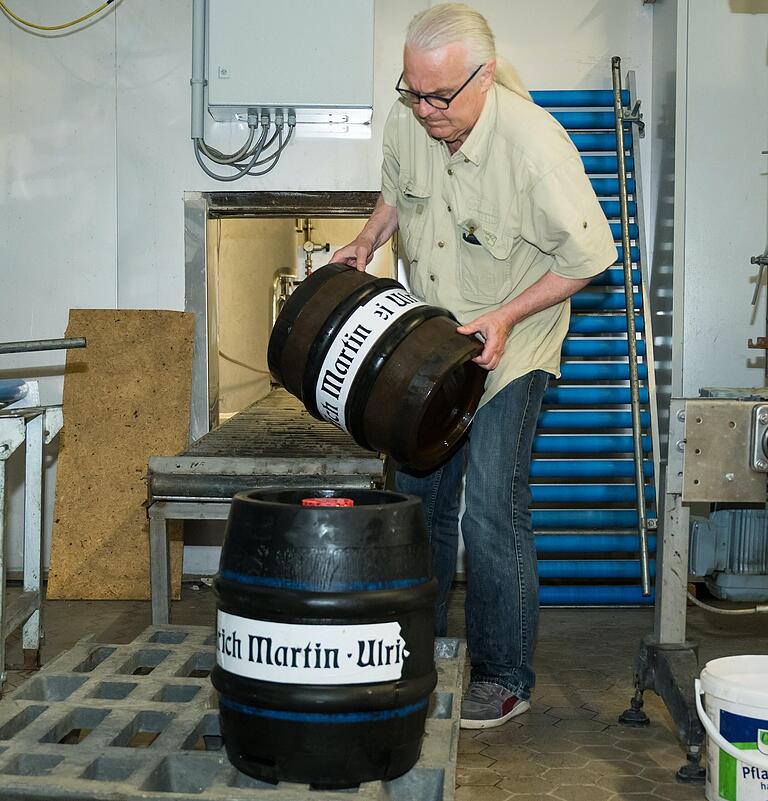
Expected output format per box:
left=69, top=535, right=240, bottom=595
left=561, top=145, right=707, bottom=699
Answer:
left=680, top=1, right=768, bottom=395
left=1, top=0, right=653, bottom=570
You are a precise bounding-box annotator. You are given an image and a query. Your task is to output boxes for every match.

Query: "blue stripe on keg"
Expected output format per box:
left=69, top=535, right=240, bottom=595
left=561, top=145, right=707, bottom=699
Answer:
left=219, top=570, right=429, bottom=592
left=219, top=695, right=428, bottom=723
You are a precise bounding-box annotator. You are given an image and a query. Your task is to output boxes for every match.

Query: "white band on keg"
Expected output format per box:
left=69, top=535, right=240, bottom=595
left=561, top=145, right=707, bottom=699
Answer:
left=216, top=609, right=410, bottom=685
left=314, top=287, right=427, bottom=431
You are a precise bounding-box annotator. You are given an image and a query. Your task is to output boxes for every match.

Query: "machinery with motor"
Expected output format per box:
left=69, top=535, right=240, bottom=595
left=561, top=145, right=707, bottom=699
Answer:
left=621, top=389, right=768, bottom=781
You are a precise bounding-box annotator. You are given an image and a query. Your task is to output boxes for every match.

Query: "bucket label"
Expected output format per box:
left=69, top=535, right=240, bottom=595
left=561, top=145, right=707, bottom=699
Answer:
left=216, top=610, right=411, bottom=685
left=710, top=708, right=768, bottom=801
left=314, top=287, right=426, bottom=432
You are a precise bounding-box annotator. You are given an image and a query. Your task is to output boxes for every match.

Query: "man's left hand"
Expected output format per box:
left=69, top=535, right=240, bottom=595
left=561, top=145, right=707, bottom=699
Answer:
left=457, top=309, right=516, bottom=371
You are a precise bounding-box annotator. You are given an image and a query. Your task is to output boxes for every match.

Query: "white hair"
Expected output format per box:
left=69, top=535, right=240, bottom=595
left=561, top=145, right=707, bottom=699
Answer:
left=404, top=3, right=532, bottom=102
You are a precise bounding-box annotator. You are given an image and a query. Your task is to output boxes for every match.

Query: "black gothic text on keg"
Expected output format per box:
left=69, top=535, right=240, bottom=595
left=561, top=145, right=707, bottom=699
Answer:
left=319, top=323, right=373, bottom=401
left=246, top=635, right=340, bottom=670
left=356, top=638, right=409, bottom=668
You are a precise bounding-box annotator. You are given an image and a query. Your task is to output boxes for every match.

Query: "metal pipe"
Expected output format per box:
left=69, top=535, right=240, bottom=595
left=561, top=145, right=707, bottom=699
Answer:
left=191, top=0, right=206, bottom=140
left=611, top=55, right=650, bottom=596
left=0, top=338, right=86, bottom=355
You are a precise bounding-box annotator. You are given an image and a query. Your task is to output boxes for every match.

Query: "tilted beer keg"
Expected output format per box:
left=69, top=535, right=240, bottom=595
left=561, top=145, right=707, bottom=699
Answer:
left=268, top=263, right=485, bottom=470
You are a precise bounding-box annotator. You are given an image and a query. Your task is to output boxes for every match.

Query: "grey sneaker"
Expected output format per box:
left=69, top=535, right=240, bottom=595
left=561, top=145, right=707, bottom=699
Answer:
left=460, top=682, right=530, bottom=729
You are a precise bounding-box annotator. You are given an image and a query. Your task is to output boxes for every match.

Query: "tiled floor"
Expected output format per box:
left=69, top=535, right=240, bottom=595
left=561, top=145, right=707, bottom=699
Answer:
left=4, top=582, right=766, bottom=800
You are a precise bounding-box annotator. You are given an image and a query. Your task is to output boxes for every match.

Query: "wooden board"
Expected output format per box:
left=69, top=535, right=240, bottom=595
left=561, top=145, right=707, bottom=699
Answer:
left=47, top=310, right=194, bottom=600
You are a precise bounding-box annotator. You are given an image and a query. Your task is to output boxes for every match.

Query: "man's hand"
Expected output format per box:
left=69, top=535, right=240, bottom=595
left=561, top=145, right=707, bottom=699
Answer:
left=457, top=308, right=516, bottom=371
left=329, top=238, right=375, bottom=272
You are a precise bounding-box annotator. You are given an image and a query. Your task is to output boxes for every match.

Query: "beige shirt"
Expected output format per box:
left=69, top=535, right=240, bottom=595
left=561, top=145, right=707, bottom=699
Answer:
left=380, top=84, right=618, bottom=408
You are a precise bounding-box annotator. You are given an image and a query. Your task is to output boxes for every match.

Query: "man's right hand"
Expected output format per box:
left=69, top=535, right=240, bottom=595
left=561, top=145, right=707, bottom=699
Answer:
left=329, top=239, right=374, bottom=272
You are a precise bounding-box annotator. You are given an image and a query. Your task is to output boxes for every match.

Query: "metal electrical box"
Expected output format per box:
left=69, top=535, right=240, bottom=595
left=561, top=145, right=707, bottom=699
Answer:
left=206, top=0, right=374, bottom=125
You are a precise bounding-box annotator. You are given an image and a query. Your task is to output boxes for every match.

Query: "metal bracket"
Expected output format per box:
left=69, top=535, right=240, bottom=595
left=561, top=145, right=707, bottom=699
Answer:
left=0, top=418, right=26, bottom=461
left=623, top=100, right=645, bottom=138
left=44, top=408, right=64, bottom=444
left=751, top=404, right=768, bottom=471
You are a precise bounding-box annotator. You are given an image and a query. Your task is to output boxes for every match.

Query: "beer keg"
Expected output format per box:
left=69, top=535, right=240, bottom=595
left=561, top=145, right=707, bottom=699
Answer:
left=267, top=263, right=485, bottom=470
left=212, top=487, right=438, bottom=788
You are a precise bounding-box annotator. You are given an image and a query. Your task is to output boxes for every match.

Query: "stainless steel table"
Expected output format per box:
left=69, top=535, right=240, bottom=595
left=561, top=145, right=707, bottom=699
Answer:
left=146, top=389, right=385, bottom=623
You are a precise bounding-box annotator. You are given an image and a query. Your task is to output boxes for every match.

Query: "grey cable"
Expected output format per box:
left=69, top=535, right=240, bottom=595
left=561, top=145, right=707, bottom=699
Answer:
left=241, top=124, right=295, bottom=176
left=198, top=122, right=258, bottom=164
left=687, top=591, right=768, bottom=616
left=194, top=111, right=295, bottom=181
left=193, top=117, right=271, bottom=181
left=194, top=131, right=267, bottom=181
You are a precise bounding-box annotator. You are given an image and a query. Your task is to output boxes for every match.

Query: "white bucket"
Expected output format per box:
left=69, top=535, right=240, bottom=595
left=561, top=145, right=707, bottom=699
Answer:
left=695, top=655, right=768, bottom=801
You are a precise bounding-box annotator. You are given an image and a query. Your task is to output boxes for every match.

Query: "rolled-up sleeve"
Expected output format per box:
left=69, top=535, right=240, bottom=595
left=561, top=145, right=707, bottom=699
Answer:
left=520, top=155, right=617, bottom=280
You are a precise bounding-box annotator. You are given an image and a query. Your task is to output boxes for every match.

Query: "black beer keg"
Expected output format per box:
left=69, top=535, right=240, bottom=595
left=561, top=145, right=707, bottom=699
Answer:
left=267, top=263, right=485, bottom=470
left=211, top=488, right=438, bottom=788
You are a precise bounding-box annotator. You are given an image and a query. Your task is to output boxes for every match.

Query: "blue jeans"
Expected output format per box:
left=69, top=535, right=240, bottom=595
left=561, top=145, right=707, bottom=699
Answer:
left=395, top=370, right=549, bottom=700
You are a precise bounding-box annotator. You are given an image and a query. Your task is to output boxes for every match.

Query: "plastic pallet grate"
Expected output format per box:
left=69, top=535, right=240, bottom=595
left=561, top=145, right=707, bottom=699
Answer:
left=0, top=626, right=464, bottom=801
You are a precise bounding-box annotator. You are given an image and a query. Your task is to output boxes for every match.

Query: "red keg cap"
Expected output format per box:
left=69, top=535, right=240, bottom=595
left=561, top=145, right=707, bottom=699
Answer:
left=301, top=497, right=355, bottom=507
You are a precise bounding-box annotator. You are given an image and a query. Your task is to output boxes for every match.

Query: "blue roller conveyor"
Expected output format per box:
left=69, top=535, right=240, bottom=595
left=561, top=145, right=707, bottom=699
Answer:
left=537, top=410, right=651, bottom=429
left=531, top=89, right=630, bottom=107
left=533, top=434, right=652, bottom=454
left=532, top=484, right=655, bottom=504
left=592, top=177, right=637, bottom=196
left=581, top=155, right=634, bottom=175
left=570, top=292, right=642, bottom=312
left=551, top=111, right=616, bottom=129
left=609, top=222, right=638, bottom=240
left=559, top=362, right=648, bottom=381
left=561, top=339, right=646, bottom=357
left=535, top=534, right=657, bottom=553
left=519, top=85, right=656, bottom=605
left=530, top=458, right=654, bottom=478
left=600, top=200, right=636, bottom=218
left=543, top=386, right=649, bottom=405
left=571, top=132, right=632, bottom=153
left=590, top=268, right=640, bottom=287
left=533, top=509, right=640, bottom=529
left=538, top=560, right=656, bottom=579
left=568, top=315, right=644, bottom=334
left=539, top=586, right=655, bottom=605
left=614, top=245, right=640, bottom=263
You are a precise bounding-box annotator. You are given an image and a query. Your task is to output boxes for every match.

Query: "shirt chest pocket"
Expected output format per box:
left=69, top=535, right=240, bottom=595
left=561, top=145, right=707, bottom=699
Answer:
left=457, top=215, right=516, bottom=304
left=396, top=177, right=431, bottom=262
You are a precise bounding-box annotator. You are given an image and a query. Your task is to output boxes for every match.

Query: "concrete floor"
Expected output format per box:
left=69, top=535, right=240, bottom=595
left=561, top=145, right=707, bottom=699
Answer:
left=4, top=582, right=767, bottom=801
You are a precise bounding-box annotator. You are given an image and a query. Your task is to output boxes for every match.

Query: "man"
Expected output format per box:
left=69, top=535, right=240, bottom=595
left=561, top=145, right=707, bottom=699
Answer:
left=331, top=3, right=617, bottom=729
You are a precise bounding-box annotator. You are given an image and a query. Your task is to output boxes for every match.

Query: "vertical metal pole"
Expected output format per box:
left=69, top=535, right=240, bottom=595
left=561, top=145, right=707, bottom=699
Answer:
left=21, top=412, right=43, bottom=665
left=612, top=56, right=651, bottom=596
left=654, top=400, right=690, bottom=644
left=149, top=510, right=171, bottom=625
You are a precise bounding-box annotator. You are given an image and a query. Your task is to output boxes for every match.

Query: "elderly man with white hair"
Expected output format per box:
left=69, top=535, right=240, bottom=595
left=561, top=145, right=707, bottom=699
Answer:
left=331, top=3, right=616, bottom=729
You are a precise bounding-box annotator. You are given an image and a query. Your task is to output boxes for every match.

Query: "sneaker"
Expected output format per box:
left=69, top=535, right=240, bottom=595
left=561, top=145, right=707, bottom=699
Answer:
left=460, top=682, right=530, bottom=729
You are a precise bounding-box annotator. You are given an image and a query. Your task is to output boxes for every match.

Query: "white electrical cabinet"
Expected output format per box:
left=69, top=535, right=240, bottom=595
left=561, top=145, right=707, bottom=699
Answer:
left=206, top=0, right=374, bottom=125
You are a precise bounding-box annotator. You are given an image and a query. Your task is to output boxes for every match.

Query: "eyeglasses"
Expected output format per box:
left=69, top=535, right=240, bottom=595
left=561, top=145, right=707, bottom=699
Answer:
left=395, top=63, right=485, bottom=110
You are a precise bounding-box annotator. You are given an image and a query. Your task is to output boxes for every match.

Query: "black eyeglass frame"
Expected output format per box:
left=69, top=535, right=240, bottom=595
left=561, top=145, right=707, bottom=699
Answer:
left=395, top=63, right=486, bottom=110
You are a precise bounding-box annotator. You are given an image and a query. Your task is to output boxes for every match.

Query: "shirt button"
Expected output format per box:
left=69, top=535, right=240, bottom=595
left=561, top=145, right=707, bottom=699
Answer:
left=429, top=274, right=436, bottom=281
left=437, top=240, right=445, bottom=248
left=447, top=205, right=452, bottom=212
left=447, top=168, right=453, bottom=175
